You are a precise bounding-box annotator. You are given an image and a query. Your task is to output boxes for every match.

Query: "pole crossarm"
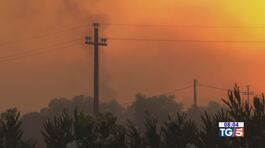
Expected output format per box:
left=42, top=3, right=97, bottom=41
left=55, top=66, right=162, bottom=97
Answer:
left=85, top=36, right=107, bottom=46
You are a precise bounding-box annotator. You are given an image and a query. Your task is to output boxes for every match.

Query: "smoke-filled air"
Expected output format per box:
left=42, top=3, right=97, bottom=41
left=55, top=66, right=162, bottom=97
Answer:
left=1, top=0, right=265, bottom=148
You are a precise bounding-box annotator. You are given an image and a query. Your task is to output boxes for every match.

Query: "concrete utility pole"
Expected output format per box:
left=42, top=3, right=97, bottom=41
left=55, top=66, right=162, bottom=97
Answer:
left=193, top=79, right=197, bottom=107
left=85, top=23, right=107, bottom=115
left=242, top=85, right=254, bottom=103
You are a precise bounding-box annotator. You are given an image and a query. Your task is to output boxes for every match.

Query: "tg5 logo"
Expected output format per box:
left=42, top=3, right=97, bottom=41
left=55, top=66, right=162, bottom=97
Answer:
left=219, top=127, right=244, bottom=137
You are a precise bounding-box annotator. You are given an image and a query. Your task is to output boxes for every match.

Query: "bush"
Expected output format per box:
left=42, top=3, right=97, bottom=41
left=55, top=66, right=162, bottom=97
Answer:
left=0, top=108, right=37, bottom=148
left=42, top=111, right=73, bottom=148
left=161, top=113, right=198, bottom=148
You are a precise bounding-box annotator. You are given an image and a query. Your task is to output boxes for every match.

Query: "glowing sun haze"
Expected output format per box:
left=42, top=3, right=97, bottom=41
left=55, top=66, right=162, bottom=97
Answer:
left=0, top=0, right=265, bottom=112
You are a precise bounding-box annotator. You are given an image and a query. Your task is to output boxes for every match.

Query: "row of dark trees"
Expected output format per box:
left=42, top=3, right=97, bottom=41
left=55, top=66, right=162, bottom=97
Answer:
left=20, top=94, right=185, bottom=147
left=1, top=86, right=265, bottom=148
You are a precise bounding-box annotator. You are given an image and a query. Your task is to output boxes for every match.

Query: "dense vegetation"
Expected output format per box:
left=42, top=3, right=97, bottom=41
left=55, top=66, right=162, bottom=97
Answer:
left=0, top=86, right=265, bottom=148
left=0, top=108, right=37, bottom=148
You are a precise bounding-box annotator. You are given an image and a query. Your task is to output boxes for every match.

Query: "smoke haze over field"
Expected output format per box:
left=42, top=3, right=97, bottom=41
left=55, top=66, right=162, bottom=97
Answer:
left=0, top=0, right=107, bottom=112
left=1, top=0, right=265, bottom=112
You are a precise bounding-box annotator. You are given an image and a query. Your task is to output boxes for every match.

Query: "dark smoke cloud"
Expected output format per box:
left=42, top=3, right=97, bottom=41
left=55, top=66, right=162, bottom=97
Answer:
left=0, top=0, right=112, bottom=113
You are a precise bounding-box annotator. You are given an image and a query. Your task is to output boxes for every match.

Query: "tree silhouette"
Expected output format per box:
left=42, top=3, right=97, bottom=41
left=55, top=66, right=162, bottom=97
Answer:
left=198, top=109, right=232, bottom=148
left=95, top=112, right=117, bottom=147
left=0, top=118, right=3, bottom=148
left=222, top=86, right=265, bottom=148
left=73, top=109, right=96, bottom=148
left=1, top=108, right=23, bottom=147
left=222, top=86, right=251, bottom=147
left=126, top=120, right=144, bottom=148
left=127, top=94, right=183, bottom=128
left=250, top=95, right=265, bottom=146
left=110, top=124, right=127, bottom=148
left=0, top=108, right=36, bottom=148
left=161, top=113, right=198, bottom=148
left=144, top=115, right=161, bottom=148
left=42, top=111, right=73, bottom=148
left=20, top=139, right=37, bottom=148
left=4, top=85, right=265, bottom=148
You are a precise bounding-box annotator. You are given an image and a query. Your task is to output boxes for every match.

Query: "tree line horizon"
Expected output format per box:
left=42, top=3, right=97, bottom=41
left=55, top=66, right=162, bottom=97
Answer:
left=0, top=85, right=265, bottom=148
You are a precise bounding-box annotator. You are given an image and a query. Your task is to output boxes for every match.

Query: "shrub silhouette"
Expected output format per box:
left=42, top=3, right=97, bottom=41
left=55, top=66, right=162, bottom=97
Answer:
left=42, top=111, right=122, bottom=148
left=198, top=109, right=233, bottom=148
left=0, top=108, right=37, bottom=148
left=96, top=112, right=117, bottom=140
left=0, top=118, right=4, bottom=147
left=1, top=108, right=23, bottom=147
left=42, top=111, right=73, bottom=148
left=144, top=115, right=161, bottom=148
left=73, top=110, right=96, bottom=147
left=20, top=139, right=38, bottom=148
left=126, top=120, right=144, bottom=148
left=110, top=124, right=127, bottom=148
left=160, top=113, right=198, bottom=148
left=250, top=95, right=265, bottom=146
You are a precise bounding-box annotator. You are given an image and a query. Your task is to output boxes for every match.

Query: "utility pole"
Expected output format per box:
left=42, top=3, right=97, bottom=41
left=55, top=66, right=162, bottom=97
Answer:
left=193, top=79, right=197, bottom=107
left=242, top=85, right=254, bottom=103
left=85, top=23, right=107, bottom=115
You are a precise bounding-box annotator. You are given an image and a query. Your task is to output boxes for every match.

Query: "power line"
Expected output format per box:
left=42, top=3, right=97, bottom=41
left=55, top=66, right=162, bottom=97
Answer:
left=198, top=83, right=230, bottom=92
left=0, top=40, right=82, bottom=64
left=102, top=23, right=265, bottom=29
left=0, top=38, right=83, bottom=60
left=108, top=37, right=265, bottom=43
left=2, top=22, right=265, bottom=50
left=4, top=23, right=265, bottom=45
left=0, top=25, right=88, bottom=47
left=155, top=85, right=193, bottom=96
left=119, top=80, right=262, bottom=107
left=0, top=43, right=79, bottom=64
left=198, top=82, right=261, bottom=96
left=4, top=22, right=265, bottom=45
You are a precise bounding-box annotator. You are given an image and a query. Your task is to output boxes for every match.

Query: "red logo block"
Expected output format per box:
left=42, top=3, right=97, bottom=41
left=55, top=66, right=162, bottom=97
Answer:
left=234, top=128, right=244, bottom=137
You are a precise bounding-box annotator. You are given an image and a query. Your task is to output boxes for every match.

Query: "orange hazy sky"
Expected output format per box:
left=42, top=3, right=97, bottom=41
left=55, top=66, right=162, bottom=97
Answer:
left=1, top=0, right=265, bottom=113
